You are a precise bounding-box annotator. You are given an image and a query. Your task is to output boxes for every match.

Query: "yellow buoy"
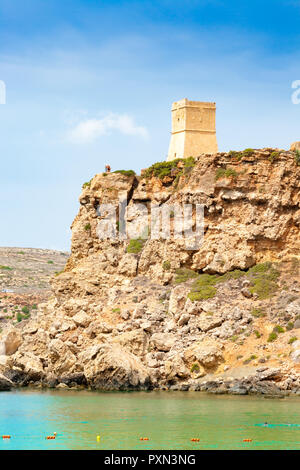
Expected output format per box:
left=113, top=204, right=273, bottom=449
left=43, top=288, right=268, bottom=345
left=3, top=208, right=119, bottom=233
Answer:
left=97, top=435, right=101, bottom=442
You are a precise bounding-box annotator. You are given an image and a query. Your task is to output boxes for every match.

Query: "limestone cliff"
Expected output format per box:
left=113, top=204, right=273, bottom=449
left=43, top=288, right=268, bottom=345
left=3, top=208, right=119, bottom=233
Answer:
left=1, top=147, right=300, bottom=395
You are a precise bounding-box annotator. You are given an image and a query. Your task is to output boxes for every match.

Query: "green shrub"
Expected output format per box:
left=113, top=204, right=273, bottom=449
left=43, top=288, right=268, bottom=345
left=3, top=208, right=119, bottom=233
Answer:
left=112, top=308, right=121, bottom=313
left=251, top=308, right=266, bottom=318
left=186, top=270, right=245, bottom=302
left=228, top=148, right=255, bottom=160
left=84, top=223, right=91, bottom=231
left=17, top=310, right=30, bottom=322
left=183, top=156, right=195, bottom=168
left=47, top=260, right=54, bottom=264
left=182, top=263, right=279, bottom=303
left=82, top=179, right=92, bottom=189
left=215, top=269, right=245, bottom=282
left=243, top=148, right=255, bottom=156
left=249, top=278, right=279, bottom=299
left=16, top=312, right=30, bottom=322
left=288, top=336, right=297, bottom=344
left=269, top=151, right=280, bottom=163
left=254, top=330, right=261, bottom=338
left=273, top=325, right=284, bottom=334
left=191, top=363, right=200, bottom=373
left=162, top=260, right=171, bottom=271
left=32, top=304, right=37, bottom=310
left=174, top=268, right=198, bottom=284
left=268, top=332, right=278, bottom=342
left=187, top=273, right=219, bottom=300
left=113, top=170, right=136, bottom=177
left=228, top=150, right=243, bottom=160
left=294, top=150, right=300, bottom=166
left=243, top=354, right=257, bottom=364
left=55, top=270, right=64, bottom=276
left=17, top=251, right=25, bottom=255
left=16, top=312, right=23, bottom=322
left=286, top=322, right=294, bottom=331
left=127, top=238, right=146, bottom=254
left=248, top=262, right=280, bottom=299
left=188, top=285, right=217, bottom=301
left=248, top=262, right=272, bottom=274
left=0, top=265, right=12, bottom=270
left=142, top=157, right=195, bottom=180
left=216, top=167, right=238, bottom=180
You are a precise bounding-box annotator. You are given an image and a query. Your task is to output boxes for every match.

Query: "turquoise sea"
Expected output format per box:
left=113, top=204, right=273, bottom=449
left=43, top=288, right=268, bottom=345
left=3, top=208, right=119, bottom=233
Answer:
left=1, top=390, right=300, bottom=450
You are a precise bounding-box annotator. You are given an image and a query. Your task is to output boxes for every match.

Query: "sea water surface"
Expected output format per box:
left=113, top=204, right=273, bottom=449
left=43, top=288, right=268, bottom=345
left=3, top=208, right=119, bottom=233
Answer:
left=1, top=389, right=300, bottom=450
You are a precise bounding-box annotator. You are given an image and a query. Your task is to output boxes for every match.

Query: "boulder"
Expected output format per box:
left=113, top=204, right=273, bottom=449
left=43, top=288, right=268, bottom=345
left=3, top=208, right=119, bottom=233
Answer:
left=59, top=372, right=87, bottom=387
left=150, top=333, right=176, bottom=352
left=0, top=373, right=14, bottom=391
left=290, top=349, right=300, bottom=363
left=291, top=340, right=300, bottom=350
left=169, top=285, right=189, bottom=315
left=13, top=353, right=44, bottom=380
left=164, top=355, right=189, bottom=379
left=79, top=344, right=102, bottom=362
left=229, top=384, right=248, bottom=395
left=120, top=310, right=130, bottom=320
left=178, top=314, right=190, bottom=327
left=2, top=329, right=22, bottom=355
left=190, top=338, right=223, bottom=368
left=118, top=253, right=138, bottom=276
left=86, top=321, right=113, bottom=337
left=113, top=329, right=149, bottom=356
left=49, top=338, right=68, bottom=362
left=73, top=311, right=91, bottom=328
left=145, top=353, right=160, bottom=368
left=53, top=351, right=77, bottom=375
left=290, top=142, right=300, bottom=151
left=294, top=319, right=300, bottom=329
left=241, top=288, right=252, bottom=298
left=197, top=313, right=223, bottom=332
left=84, top=344, right=150, bottom=390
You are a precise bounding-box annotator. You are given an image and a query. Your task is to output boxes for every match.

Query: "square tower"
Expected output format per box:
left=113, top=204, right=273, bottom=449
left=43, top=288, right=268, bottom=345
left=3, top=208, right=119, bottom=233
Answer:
left=167, top=98, right=218, bottom=161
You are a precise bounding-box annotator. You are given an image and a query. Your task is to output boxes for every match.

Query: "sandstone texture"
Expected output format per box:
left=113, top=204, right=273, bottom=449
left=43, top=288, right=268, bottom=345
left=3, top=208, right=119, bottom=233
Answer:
left=1, top=148, right=300, bottom=395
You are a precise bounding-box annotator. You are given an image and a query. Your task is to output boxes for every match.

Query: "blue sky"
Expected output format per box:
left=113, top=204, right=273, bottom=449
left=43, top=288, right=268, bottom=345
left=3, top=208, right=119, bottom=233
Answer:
left=0, top=0, right=300, bottom=250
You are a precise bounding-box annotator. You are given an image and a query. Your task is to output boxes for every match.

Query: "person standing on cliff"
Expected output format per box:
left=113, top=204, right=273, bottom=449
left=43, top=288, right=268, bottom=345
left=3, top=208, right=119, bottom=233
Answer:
left=105, top=164, right=111, bottom=173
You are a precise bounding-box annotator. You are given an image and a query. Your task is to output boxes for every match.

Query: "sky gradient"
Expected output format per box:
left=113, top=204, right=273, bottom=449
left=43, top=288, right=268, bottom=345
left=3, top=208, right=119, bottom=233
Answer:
left=1, top=0, right=300, bottom=250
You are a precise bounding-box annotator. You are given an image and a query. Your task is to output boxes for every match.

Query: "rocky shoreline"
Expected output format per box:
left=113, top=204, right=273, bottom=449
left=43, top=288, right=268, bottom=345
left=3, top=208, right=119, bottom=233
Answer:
left=1, top=366, right=300, bottom=398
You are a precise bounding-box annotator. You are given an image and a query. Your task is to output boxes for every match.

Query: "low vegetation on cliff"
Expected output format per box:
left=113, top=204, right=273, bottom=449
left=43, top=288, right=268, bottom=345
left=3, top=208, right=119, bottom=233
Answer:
left=113, top=170, right=136, bottom=177
left=126, top=238, right=146, bottom=254
left=142, top=156, right=195, bottom=180
left=184, top=262, right=280, bottom=302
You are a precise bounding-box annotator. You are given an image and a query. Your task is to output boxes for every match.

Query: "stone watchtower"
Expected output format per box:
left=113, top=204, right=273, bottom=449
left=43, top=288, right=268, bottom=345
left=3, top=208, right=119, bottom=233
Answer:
left=167, top=98, right=218, bottom=161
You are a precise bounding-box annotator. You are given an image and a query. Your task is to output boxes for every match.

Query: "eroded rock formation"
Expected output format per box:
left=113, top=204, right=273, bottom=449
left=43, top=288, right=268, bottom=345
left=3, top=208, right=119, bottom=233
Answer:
left=1, top=148, right=300, bottom=394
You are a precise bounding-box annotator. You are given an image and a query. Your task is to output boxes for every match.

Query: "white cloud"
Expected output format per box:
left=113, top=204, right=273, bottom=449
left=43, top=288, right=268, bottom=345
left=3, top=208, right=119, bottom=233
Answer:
left=66, top=113, right=148, bottom=143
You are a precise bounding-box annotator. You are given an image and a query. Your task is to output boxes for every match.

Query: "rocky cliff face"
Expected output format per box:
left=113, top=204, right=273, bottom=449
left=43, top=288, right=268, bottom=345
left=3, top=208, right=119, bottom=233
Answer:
left=1, top=148, right=300, bottom=395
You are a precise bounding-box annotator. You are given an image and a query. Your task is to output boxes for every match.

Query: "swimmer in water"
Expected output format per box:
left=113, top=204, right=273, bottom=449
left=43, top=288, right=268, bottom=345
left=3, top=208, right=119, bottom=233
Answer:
left=263, top=422, right=268, bottom=426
